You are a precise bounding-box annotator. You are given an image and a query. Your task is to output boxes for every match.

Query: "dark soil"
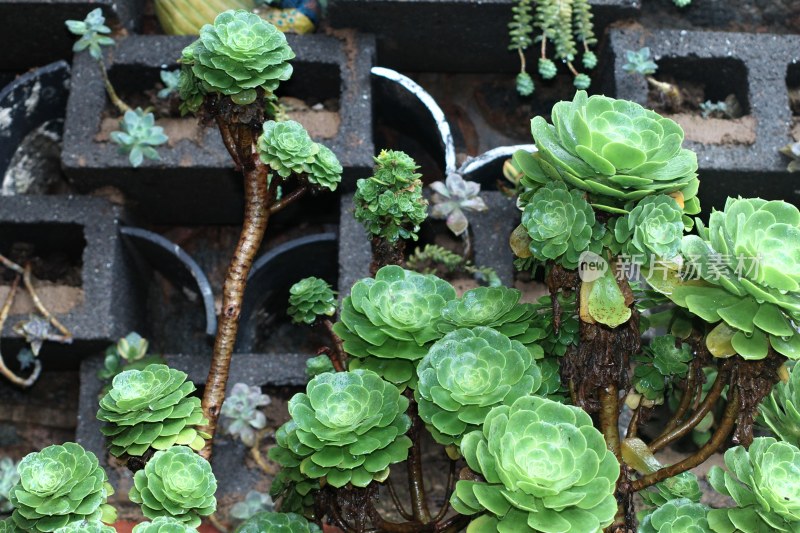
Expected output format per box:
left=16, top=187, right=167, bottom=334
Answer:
left=0, top=241, right=83, bottom=287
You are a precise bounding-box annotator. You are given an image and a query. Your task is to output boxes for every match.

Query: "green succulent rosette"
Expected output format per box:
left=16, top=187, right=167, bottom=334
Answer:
left=54, top=520, right=116, bottom=533
left=9, top=443, right=115, bottom=533
left=519, top=181, right=603, bottom=269
left=258, top=120, right=319, bottom=178
left=332, top=265, right=456, bottom=387
left=415, top=327, right=543, bottom=446
left=707, top=437, right=800, bottom=533
left=178, top=9, right=294, bottom=109
left=132, top=516, right=199, bottom=533
left=129, top=446, right=217, bottom=528
left=97, top=364, right=208, bottom=457
left=661, top=197, right=800, bottom=360
left=353, top=150, right=428, bottom=244
left=515, top=90, right=700, bottom=213
left=640, top=499, right=711, bottom=533
left=614, top=194, right=686, bottom=266
left=760, top=364, right=800, bottom=447
left=287, top=277, right=337, bottom=325
left=235, top=512, right=321, bottom=533
left=438, top=286, right=545, bottom=358
left=640, top=471, right=702, bottom=510
left=0, top=519, right=21, bottom=533
left=451, top=396, right=619, bottom=533
left=308, top=144, right=343, bottom=191
left=267, top=423, right=319, bottom=514
left=270, top=370, right=412, bottom=488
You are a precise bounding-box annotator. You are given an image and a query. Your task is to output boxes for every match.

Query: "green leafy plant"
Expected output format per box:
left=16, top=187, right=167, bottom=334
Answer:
left=305, top=354, right=335, bottom=378
left=332, top=265, right=456, bottom=387
left=235, top=512, right=321, bottom=533
left=451, top=395, right=619, bottom=532
left=614, top=194, right=687, bottom=265
left=632, top=335, right=692, bottom=406
left=622, top=47, right=658, bottom=76
left=760, top=363, right=800, bottom=447
left=97, top=364, right=208, bottom=457
left=287, top=277, right=336, bottom=325
left=129, top=446, right=217, bottom=527
left=258, top=120, right=318, bottom=178
left=230, top=491, right=274, bottom=521
left=269, top=370, right=412, bottom=488
left=415, top=327, right=543, bottom=446
left=0, top=459, right=18, bottom=515
left=97, top=332, right=163, bottom=383
left=639, top=498, right=711, bottom=533
left=158, top=70, right=181, bottom=99
left=220, top=383, right=271, bottom=447
left=8, top=443, right=115, bottom=532
left=707, top=437, right=800, bottom=532
left=780, top=141, right=800, bottom=173
left=53, top=520, right=116, bottom=533
left=132, top=516, right=199, bottom=533
left=109, top=108, right=168, bottom=168
left=429, top=173, right=487, bottom=237
left=65, top=8, right=114, bottom=60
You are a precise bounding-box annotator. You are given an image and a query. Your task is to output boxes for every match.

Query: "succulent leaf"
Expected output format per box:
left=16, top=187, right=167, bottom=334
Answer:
left=639, top=498, right=711, bottom=533
left=221, top=383, right=271, bottom=447
left=258, top=120, right=319, bottom=178
left=0, top=458, right=19, bottom=514
left=429, top=173, right=488, bottom=237
left=234, top=512, right=321, bottom=533
left=615, top=195, right=686, bottom=265
left=287, top=277, right=337, bottom=325
left=65, top=8, right=114, bottom=60
left=132, top=516, right=199, bottom=533
left=109, top=109, right=168, bottom=168
left=759, top=363, right=800, bottom=447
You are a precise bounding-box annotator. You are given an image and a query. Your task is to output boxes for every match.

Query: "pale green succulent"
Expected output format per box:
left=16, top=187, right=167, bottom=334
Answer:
left=178, top=9, right=294, bottom=109
left=667, top=197, right=800, bottom=360
left=230, top=491, right=274, bottom=521
left=332, top=265, right=456, bottom=387
left=269, top=370, right=412, bottom=488
left=109, top=108, right=168, bottom=168
left=8, top=443, right=115, bottom=532
left=158, top=70, right=181, bottom=99
left=235, top=512, right=321, bottom=533
left=65, top=8, right=114, bottom=60
left=623, top=47, right=658, bottom=77
left=640, top=499, right=711, bottom=533
left=519, top=181, right=602, bottom=269
left=707, top=437, right=800, bottom=533
left=305, top=354, right=335, bottom=378
left=415, top=327, right=543, bottom=446
left=258, top=120, right=319, bottom=178
left=517, top=90, right=700, bottom=212
left=287, top=277, right=337, bottom=325
left=221, top=383, right=271, bottom=447
left=132, top=516, right=199, bottom=533
left=129, top=446, right=217, bottom=527
left=429, top=173, right=488, bottom=237
left=615, top=195, right=686, bottom=265
left=516, top=72, right=534, bottom=96
left=98, top=364, right=208, bottom=457
left=760, top=363, right=800, bottom=447
left=54, top=520, right=116, bottom=533
left=0, top=458, right=19, bottom=514
left=308, top=144, right=343, bottom=191
left=438, top=286, right=544, bottom=356
left=640, top=472, right=702, bottom=511
left=451, top=396, right=619, bottom=532
left=353, top=150, right=428, bottom=244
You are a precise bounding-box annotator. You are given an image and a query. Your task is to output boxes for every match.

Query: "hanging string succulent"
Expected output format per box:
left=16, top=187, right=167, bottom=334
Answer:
left=508, top=0, right=597, bottom=95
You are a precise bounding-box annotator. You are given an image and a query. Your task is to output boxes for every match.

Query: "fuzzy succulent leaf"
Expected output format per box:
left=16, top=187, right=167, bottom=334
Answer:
left=234, top=512, right=321, bottom=533
left=707, top=437, right=800, bottom=532
left=97, top=364, right=208, bottom=457
left=665, top=197, right=800, bottom=360
left=8, top=443, right=114, bottom=533
left=178, top=10, right=294, bottom=108
left=258, top=120, right=319, bottom=178
left=65, top=8, right=114, bottom=60
left=759, top=363, right=800, bottom=447
left=54, top=520, right=116, bottom=533
left=623, top=48, right=658, bottom=76
left=270, top=370, right=412, bottom=488
left=109, top=108, right=168, bottom=168
left=415, top=327, right=543, bottom=446
left=287, top=277, right=336, bottom=325
left=640, top=499, right=711, bottom=533
left=523, top=90, right=699, bottom=212
left=132, top=516, right=199, bottom=533
left=332, top=266, right=456, bottom=387
left=615, top=195, right=685, bottom=265
left=451, top=396, right=619, bottom=533
left=230, top=491, right=274, bottom=521
left=354, top=150, right=428, bottom=244
left=429, top=173, right=488, bottom=237
left=221, top=383, right=271, bottom=447
left=129, top=446, right=217, bottom=527
left=0, top=458, right=19, bottom=514
left=520, top=181, right=600, bottom=269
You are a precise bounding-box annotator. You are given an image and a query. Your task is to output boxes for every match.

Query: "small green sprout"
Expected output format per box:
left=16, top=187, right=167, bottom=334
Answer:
left=109, top=108, right=168, bottom=168
left=65, top=8, right=114, bottom=60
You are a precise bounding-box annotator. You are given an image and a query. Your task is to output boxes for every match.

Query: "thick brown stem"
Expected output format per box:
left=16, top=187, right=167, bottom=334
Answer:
left=405, top=394, right=431, bottom=523
left=631, top=388, right=739, bottom=492
left=321, top=318, right=347, bottom=372
left=600, top=385, right=622, bottom=459
left=200, top=125, right=272, bottom=460
left=649, top=362, right=730, bottom=453
left=659, top=361, right=699, bottom=436
left=370, top=237, right=406, bottom=275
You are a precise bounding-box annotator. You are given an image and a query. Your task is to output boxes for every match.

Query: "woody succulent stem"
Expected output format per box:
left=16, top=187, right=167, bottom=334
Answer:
left=200, top=123, right=273, bottom=460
